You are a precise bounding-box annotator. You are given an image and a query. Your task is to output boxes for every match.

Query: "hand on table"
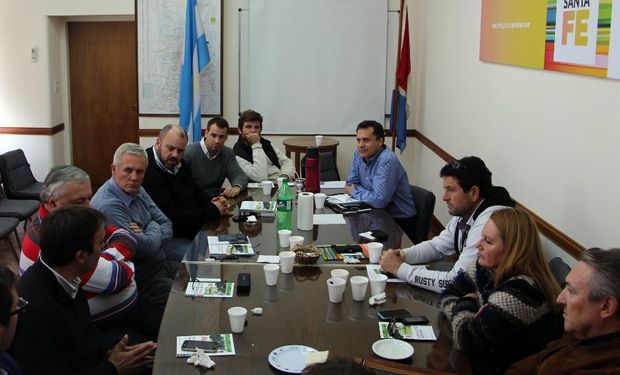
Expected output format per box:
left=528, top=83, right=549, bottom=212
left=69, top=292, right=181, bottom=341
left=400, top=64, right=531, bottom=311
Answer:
left=379, top=248, right=405, bottom=275
left=212, top=196, right=234, bottom=216
left=344, top=183, right=356, bottom=195
left=221, top=186, right=242, bottom=198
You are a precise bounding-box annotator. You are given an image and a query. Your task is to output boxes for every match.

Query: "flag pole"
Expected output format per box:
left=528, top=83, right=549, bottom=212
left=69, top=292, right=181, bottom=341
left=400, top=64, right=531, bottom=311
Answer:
left=391, top=0, right=405, bottom=151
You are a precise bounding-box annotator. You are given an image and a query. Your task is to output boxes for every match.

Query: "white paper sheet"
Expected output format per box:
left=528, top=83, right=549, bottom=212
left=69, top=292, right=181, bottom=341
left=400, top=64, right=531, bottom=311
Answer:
left=313, top=214, right=346, bottom=225
left=367, top=264, right=406, bottom=283
left=257, top=255, right=280, bottom=263
left=320, top=181, right=346, bottom=189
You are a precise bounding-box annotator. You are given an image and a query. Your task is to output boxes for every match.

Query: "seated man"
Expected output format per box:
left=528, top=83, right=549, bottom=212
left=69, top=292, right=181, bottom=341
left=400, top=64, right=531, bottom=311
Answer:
left=143, top=124, right=232, bottom=240
left=507, top=247, right=620, bottom=374
left=380, top=156, right=515, bottom=293
left=0, top=266, right=22, bottom=375
left=92, top=143, right=174, bottom=308
left=233, top=109, right=295, bottom=182
left=183, top=117, right=248, bottom=198
left=12, top=206, right=155, bottom=375
left=19, top=165, right=138, bottom=324
left=345, top=120, right=417, bottom=240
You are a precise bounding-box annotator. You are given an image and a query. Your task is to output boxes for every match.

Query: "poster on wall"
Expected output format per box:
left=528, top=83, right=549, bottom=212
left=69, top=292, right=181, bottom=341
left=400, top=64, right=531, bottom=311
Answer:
left=480, top=0, right=619, bottom=81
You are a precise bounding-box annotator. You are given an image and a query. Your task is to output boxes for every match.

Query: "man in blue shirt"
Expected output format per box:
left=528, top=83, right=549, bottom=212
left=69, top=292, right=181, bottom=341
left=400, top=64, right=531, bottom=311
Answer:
left=345, top=120, right=417, bottom=241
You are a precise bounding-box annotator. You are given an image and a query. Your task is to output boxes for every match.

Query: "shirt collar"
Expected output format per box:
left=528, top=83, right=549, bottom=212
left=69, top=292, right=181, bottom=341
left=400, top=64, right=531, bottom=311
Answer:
left=200, top=138, right=219, bottom=160
left=151, top=146, right=181, bottom=175
left=40, top=258, right=81, bottom=299
left=362, top=145, right=386, bottom=164
left=109, top=178, right=135, bottom=207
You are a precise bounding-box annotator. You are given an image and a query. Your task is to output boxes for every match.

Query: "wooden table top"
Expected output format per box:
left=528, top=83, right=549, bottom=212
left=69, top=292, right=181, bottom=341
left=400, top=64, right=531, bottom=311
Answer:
left=282, top=137, right=339, bottom=150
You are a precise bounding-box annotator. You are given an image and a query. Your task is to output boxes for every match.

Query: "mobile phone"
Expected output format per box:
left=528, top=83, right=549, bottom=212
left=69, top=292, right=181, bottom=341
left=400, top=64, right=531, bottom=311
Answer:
left=377, top=309, right=412, bottom=321
left=402, top=315, right=430, bottom=325
left=181, top=340, right=219, bottom=352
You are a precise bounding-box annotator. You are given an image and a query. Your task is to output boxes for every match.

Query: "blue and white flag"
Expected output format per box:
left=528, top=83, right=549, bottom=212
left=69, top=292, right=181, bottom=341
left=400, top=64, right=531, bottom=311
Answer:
left=179, top=0, right=210, bottom=142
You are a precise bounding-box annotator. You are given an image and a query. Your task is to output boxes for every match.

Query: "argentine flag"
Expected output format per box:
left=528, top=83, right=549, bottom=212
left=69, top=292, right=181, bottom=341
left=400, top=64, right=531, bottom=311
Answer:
left=179, top=0, right=210, bottom=142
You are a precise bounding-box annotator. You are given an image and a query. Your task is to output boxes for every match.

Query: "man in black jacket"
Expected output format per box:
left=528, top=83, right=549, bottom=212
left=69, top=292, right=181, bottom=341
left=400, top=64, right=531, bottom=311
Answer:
left=11, top=206, right=155, bottom=375
left=143, top=124, right=232, bottom=241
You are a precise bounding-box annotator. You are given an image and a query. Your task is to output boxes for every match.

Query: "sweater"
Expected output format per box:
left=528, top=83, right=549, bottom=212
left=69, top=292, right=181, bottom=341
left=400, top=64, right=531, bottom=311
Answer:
left=12, top=261, right=117, bottom=375
left=183, top=141, right=248, bottom=198
left=143, top=147, right=220, bottom=239
left=439, top=262, right=563, bottom=375
left=233, top=136, right=295, bottom=181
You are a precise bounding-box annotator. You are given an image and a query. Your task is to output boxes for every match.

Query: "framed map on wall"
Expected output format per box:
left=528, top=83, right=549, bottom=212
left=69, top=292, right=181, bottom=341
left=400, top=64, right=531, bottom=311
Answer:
left=137, top=0, right=222, bottom=116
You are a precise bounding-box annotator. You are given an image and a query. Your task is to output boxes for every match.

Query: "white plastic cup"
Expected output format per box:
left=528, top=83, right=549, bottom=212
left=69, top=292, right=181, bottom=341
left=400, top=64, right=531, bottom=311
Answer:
left=288, top=236, right=304, bottom=248
left=261, top=180, right=272, bottom=195
left=264, top=264, right=280, bottom=286
left=314, top=193, right=327, bottom=209
left=350, top=275, right=369, bottom=301
left=366, top=242, right=383, bottom=264
left=278, top=229, right=292, bottom=247
left=279, top=251, right=295, bottom=274
left=327, top=277, right=346, bottom=303
left=228, top=306, right=247, bottom=333
left=315, top=135, right=324, bottom=146
left=331, top=269, right=350, bottom=285
left=369, top=274, right=388, bottom=296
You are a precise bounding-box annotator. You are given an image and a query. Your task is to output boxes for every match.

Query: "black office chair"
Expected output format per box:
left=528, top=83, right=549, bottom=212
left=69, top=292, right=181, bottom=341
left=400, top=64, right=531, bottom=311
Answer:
left=549, top=257, right=571, bottom=288
left=301, top=152, right=340, bottom=181
left=409, top=184, right=436, bottom=244
left=0, top=149, right=44, bottom=200
left=0, top=217, right=21, bottom=262
left=0, top=182, right=39, bottom=236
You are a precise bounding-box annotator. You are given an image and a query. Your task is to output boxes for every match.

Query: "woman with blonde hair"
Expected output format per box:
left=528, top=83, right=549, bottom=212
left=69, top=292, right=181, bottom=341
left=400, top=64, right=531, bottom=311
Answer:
left=439, top=207, right=563, bottom=375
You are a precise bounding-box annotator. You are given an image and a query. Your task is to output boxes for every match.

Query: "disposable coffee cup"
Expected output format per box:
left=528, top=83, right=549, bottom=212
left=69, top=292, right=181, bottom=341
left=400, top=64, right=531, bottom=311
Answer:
left=350, top=275, right=369, bottom=301
left=264, top=264, right=280, bottom=286
left=261, top=180, right=272, bottom=195
left=327, top=277, right=346, bottom=303
left=366, top=242, right=383, bottom=264
left=331, top=269, right=350, bottom=285
left=228, top=306, right=247, bottom=333
left=314, top=193, right=327, bottom=209
left=279, top=251, right=295, bottom=274
left=278, top=229, right=292, bottom=247
left=288, top=236, right=304, bottom=249
left=315, top=135, right=324, bottom=146
left=369, top=274, right=388, bottom=296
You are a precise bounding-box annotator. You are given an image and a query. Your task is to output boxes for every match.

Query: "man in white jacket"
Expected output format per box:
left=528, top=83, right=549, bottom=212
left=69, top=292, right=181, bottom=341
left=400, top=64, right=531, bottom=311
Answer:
left=380, top=156, right=515, bottom=293
left=233, top=109, right=295, bottom=182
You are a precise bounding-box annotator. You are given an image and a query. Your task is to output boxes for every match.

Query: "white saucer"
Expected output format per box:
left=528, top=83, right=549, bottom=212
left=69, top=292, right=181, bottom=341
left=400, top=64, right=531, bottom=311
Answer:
left=371, top=339, right=414, bottom=360
left=268, top=345, right=317, bottom=373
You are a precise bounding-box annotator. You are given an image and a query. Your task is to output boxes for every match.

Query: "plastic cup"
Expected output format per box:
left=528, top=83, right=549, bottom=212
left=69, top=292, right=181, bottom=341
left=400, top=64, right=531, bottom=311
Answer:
left=315, top=135, right=323, bottom=146
left=350, top=275, right=369, bottom=301
left=278, top=229, right=292, bottom=247
left=264, top=264, right=280, bottom=286
left=228, top=306, right=247, bottom=333
left=261, top=180, right=272, bottom=195
left=327, top=277, right=346, bottom=303
left=314, top=193, right=327, bottom=209
left=366, top=242, right=383, bottom=264
left=288, top=236, right=304, bottom=248
left=369, top=273, right=388, bottom=296
left=279, top=251, right=295, bottom=274
left=331, top=269, right=350, bottom=285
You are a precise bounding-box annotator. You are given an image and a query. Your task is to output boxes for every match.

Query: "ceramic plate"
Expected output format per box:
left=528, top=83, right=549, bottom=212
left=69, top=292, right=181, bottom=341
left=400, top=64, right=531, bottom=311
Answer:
left=371, top=339, right=414, bottom=360
left=268, top=345, right=317, bottom=373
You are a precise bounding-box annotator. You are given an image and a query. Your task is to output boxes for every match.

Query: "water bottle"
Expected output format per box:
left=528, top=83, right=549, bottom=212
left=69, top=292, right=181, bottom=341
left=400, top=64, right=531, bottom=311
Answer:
left=277, top=210, right=292, bottom=231
left=277, top=178, right=294, bottom=212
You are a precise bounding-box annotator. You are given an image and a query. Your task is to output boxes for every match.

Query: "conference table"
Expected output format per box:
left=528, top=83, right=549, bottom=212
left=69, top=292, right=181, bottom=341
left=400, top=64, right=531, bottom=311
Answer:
left=152, top=187, right=461, bottom=374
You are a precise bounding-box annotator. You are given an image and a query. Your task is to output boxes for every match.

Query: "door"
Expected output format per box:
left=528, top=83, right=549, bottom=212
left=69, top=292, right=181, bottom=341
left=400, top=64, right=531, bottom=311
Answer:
left=69, top=21, right=138, bottom=188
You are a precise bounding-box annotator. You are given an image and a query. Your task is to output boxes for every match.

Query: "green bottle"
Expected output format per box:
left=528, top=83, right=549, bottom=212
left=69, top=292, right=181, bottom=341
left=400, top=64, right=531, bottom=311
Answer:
left=277, top=210, right=292, bottom=231
left=277, top=178, right=294, bottom=212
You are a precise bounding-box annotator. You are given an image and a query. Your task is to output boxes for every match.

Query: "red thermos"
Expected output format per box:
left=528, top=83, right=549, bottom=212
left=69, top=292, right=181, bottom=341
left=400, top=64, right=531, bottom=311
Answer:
left=305, top=146, right=321, bottom=193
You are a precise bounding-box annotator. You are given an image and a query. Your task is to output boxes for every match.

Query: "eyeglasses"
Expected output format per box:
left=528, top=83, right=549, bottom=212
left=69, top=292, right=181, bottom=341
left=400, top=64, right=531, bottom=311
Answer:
left=8, top=298, right=28, bottom=317
left=388, top=317, right=403, bottom=339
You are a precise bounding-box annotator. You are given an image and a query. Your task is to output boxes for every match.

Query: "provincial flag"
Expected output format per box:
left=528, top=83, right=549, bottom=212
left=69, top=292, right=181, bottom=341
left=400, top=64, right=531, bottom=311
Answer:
left=390, top=7, right=410, bottom=153
left=179, top=0, right=211, bottom=142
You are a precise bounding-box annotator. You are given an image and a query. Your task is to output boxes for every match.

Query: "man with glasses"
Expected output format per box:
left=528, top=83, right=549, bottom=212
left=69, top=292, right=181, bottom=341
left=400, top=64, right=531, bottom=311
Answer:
left=12, top=207, right=156, bottom=374
left=507, top=247, right=620, bottom=374
left=0, top=266, right=24, bottom=375
left=380, top=156, right=514, bottom=293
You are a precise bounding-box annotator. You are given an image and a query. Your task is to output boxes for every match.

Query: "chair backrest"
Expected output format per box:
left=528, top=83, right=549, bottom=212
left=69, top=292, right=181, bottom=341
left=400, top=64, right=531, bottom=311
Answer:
left=410, top=184, right=436, bottom=244
left=0, top=149, right=37, bottom=193
left=301, top=152, right=340, bottom=181
left=549, top=257, right=571, bottom=288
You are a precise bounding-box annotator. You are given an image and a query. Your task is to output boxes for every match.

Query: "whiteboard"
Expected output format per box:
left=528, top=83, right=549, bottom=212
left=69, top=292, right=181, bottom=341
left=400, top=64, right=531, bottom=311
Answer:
left=137, top=0, right=222, bottom=115
left=240, top=0, right=395, bottom=135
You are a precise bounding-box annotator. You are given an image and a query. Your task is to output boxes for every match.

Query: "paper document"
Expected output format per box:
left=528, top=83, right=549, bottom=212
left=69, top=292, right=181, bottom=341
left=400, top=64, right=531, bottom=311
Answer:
left=326, top=194, right=359, bottom=204
left=185, top=282, right=234, bottom=298
left=247, top=182, right=261, bottom=189
left=176, top=334, right=236, bottom=357
left=257, top=255, right=280, bottom=263
left=207, top=236, right=254, bottom=255
left=313, top=214, right=346, bottom=225
left=367, top=265, right=406, bottom=283
left=378, top=322, right=437, bottom=341
left=320, top=181, right=346, bottom=189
